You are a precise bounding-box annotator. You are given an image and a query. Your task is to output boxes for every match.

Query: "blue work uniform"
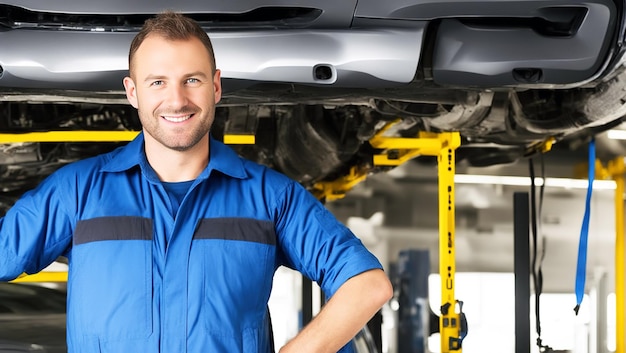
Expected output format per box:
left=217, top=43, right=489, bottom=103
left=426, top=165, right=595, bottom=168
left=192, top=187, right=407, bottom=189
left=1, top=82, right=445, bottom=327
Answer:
left=0, top=133, right=383, bottom=353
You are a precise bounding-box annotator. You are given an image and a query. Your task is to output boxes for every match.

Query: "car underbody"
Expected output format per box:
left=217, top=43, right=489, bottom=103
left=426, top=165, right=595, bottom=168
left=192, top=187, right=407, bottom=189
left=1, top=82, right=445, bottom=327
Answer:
left=2, top=72, right=626, bottom=204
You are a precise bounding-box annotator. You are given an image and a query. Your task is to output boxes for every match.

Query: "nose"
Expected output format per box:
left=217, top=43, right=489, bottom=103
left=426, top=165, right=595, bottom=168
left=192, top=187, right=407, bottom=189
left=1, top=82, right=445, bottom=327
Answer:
left=165, top=84, right=188, bottom=109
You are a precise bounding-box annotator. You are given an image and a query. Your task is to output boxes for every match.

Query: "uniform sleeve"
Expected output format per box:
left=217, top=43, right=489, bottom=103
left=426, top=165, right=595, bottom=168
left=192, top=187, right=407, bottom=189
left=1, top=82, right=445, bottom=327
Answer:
left=274, top=180, right=383, bottom=297
left=0, top=172, right=74, bottom=281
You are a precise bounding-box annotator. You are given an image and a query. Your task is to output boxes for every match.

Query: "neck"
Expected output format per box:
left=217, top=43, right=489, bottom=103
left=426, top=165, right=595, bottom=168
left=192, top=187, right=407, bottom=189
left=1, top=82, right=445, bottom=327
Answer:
left=144, top=135, right=210, bottom=182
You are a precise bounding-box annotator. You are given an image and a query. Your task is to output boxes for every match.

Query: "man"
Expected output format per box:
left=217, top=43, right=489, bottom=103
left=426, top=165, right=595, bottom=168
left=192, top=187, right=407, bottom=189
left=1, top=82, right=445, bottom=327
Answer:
left=0, top=11, right=392, bottom=353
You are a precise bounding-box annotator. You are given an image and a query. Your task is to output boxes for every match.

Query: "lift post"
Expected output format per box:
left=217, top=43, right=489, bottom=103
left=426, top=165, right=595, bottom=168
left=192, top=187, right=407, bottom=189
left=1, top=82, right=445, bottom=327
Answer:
left=369, top=128, right=464, bottom=353
left=435, top=133, right=464, bottom=353
left=607, top=157, right=625, bottom=353
left=581, top=157, right=626, bottom=353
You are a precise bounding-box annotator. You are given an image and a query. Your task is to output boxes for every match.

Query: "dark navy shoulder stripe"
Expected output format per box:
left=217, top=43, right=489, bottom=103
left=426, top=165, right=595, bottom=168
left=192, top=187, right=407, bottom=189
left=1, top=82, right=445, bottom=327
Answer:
left=74, top=216, right=153, bottom=245
left=194, top=217, right=276, bottom=245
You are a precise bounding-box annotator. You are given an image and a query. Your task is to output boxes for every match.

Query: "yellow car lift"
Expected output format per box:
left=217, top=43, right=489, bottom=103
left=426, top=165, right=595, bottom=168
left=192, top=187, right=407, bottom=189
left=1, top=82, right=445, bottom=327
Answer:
left=366, top=125, right=465, bottom=352
left=316, top=121, right=465, bottom=351
left=593, top=157, right=626, bottom=353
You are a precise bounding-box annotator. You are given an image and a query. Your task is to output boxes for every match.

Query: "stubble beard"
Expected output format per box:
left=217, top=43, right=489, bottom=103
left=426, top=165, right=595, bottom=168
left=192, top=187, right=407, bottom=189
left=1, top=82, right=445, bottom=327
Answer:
left=139, top=106, right=215, bottom=152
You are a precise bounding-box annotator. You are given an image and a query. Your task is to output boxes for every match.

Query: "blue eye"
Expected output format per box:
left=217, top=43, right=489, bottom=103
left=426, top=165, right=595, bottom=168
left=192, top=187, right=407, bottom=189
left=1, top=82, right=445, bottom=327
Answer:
left=186, top=78, right=199, bottom=84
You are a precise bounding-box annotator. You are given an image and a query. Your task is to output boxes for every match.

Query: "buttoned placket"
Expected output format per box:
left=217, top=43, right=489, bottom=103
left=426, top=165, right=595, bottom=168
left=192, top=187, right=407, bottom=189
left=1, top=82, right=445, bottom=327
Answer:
left=158, top=176, right=206, bottom=353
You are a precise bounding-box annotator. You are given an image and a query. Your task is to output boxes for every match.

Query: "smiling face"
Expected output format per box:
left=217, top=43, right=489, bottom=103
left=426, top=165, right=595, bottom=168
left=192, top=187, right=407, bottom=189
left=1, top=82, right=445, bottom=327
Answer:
left=123, top=34, right=222, bottom=152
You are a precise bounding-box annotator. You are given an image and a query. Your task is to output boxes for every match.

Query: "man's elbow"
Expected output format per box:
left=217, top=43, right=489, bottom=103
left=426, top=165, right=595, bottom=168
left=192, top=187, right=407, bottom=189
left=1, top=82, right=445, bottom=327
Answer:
left=371, top=269, right=394, bottom=307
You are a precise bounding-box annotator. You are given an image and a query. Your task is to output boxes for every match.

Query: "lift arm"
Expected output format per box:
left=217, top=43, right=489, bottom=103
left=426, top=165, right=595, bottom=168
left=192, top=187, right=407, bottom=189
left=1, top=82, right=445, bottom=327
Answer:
left=312, top=166, right=369, bottom=202
left=11, top=271, right=68, bottom=283
left=0, top=130, right=255, bottom=144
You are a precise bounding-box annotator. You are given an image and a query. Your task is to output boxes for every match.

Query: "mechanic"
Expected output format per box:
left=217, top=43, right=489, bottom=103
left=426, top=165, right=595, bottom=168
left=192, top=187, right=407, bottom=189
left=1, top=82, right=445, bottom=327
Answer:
left=0, top=11, right=393, bottom=353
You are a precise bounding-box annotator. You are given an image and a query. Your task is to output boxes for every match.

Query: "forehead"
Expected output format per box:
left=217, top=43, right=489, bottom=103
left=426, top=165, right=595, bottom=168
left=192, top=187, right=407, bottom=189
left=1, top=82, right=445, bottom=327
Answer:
left=132, top=35, right=213, bottom=76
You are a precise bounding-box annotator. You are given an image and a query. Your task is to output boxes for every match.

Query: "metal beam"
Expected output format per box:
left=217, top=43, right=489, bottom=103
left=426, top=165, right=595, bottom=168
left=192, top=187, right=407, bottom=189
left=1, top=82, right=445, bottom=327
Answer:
left=0, top=131, right=256, bottom=145
left=223, top=134, right=255, bottom=145
left=608, top=157, right=625, bottom=353
left=11, top=271, right=68, bottom=283
left=0, top=130, right=139, bottom=143
left=437, top=133, right=463, bottom=353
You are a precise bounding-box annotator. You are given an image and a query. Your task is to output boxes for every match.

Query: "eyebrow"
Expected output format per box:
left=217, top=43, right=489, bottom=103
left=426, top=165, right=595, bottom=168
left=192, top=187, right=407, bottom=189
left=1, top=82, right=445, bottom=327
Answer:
left=185, top=71, right=210, bottom=80
left=143, top=72, right=210, bottom=83
left=143, top=75, right=167, bottom=84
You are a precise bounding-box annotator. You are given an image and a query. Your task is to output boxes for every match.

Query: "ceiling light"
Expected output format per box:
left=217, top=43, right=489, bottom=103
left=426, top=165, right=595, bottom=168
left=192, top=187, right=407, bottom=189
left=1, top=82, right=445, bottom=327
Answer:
left=607, top=129, right=626, bottom=140
left=454, top=174, right=616, bottom=190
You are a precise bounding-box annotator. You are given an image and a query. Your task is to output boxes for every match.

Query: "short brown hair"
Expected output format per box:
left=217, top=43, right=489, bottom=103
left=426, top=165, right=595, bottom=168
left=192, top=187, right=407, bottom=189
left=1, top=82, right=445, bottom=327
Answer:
left=128, top=11, right=216, bottom=77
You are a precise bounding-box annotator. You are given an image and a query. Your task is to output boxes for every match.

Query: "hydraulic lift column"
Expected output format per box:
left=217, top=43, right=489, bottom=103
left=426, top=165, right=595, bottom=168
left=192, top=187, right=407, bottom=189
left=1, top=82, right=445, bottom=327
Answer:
left=370, top=128, right=464, bottom=353
left=435, top=133, right=465, bottom=353
left=607, top=157, right=625, bottom=353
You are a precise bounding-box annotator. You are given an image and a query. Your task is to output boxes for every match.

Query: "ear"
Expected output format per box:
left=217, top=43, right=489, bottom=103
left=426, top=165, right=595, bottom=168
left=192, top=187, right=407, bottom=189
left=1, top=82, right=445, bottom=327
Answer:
left=213, top=69, right=222, bottom=104
left=123, top=76, right=139, bottom=109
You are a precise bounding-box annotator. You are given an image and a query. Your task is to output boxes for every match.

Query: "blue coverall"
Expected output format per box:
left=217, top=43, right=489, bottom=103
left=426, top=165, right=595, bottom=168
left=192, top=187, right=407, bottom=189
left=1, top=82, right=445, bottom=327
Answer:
left=0, top=133, right=383, bottom=352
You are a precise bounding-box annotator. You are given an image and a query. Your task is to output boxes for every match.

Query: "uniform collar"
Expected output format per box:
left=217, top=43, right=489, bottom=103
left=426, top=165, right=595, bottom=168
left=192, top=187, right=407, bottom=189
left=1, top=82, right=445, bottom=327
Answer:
left=102, top=132, right=248, bottom=181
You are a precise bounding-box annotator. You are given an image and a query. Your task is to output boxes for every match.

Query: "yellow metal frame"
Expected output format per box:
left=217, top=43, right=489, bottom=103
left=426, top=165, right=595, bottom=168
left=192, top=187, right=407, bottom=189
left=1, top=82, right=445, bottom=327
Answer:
left=370, top=124, right=463, bottom=352
left=0, top=130, right=139, bottom=143
left=294, top=122, right=461, bottom=353
left=313, top=123, right=462, bottom=201
left=370, top=128, right=452, bottom=165
left=312, top=166, right=369, bottom=202
left=0, top=131, right=256, bottom=145
left=607, top=157, right=625, bottom=353
left=589, top=157, right=625, bottom=353
left=437, top=133, right=462, bottom=352
left=11, top=271, right=68, bottom=283
left=223, top=134, right=255, bottom=145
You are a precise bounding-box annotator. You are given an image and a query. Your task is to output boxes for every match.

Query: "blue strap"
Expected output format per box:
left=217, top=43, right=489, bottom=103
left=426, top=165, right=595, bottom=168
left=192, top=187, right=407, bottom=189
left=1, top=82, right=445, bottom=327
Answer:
left=574, top=138, right=595, bottom=315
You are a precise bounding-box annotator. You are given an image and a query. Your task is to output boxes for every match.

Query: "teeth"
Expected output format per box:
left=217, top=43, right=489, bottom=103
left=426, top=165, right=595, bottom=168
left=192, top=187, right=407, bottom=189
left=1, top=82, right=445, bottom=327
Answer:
left=162, top=114, right=192, bottom=123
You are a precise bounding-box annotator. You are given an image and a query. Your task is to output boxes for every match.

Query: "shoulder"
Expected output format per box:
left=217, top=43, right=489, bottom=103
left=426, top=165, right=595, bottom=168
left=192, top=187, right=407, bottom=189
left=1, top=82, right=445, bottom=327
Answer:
left=232, top=157, right=320, bottom=214
left=240, top=158, right=312, bottom=198
left=241, top=158, right=291, bottom=185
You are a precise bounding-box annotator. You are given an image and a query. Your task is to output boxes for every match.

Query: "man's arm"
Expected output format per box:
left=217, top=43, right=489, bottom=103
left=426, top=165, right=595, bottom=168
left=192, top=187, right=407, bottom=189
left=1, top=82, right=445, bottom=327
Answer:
left=279, top=268, right=393, bottom=353
left=0, top=172, right=74, bottom=281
